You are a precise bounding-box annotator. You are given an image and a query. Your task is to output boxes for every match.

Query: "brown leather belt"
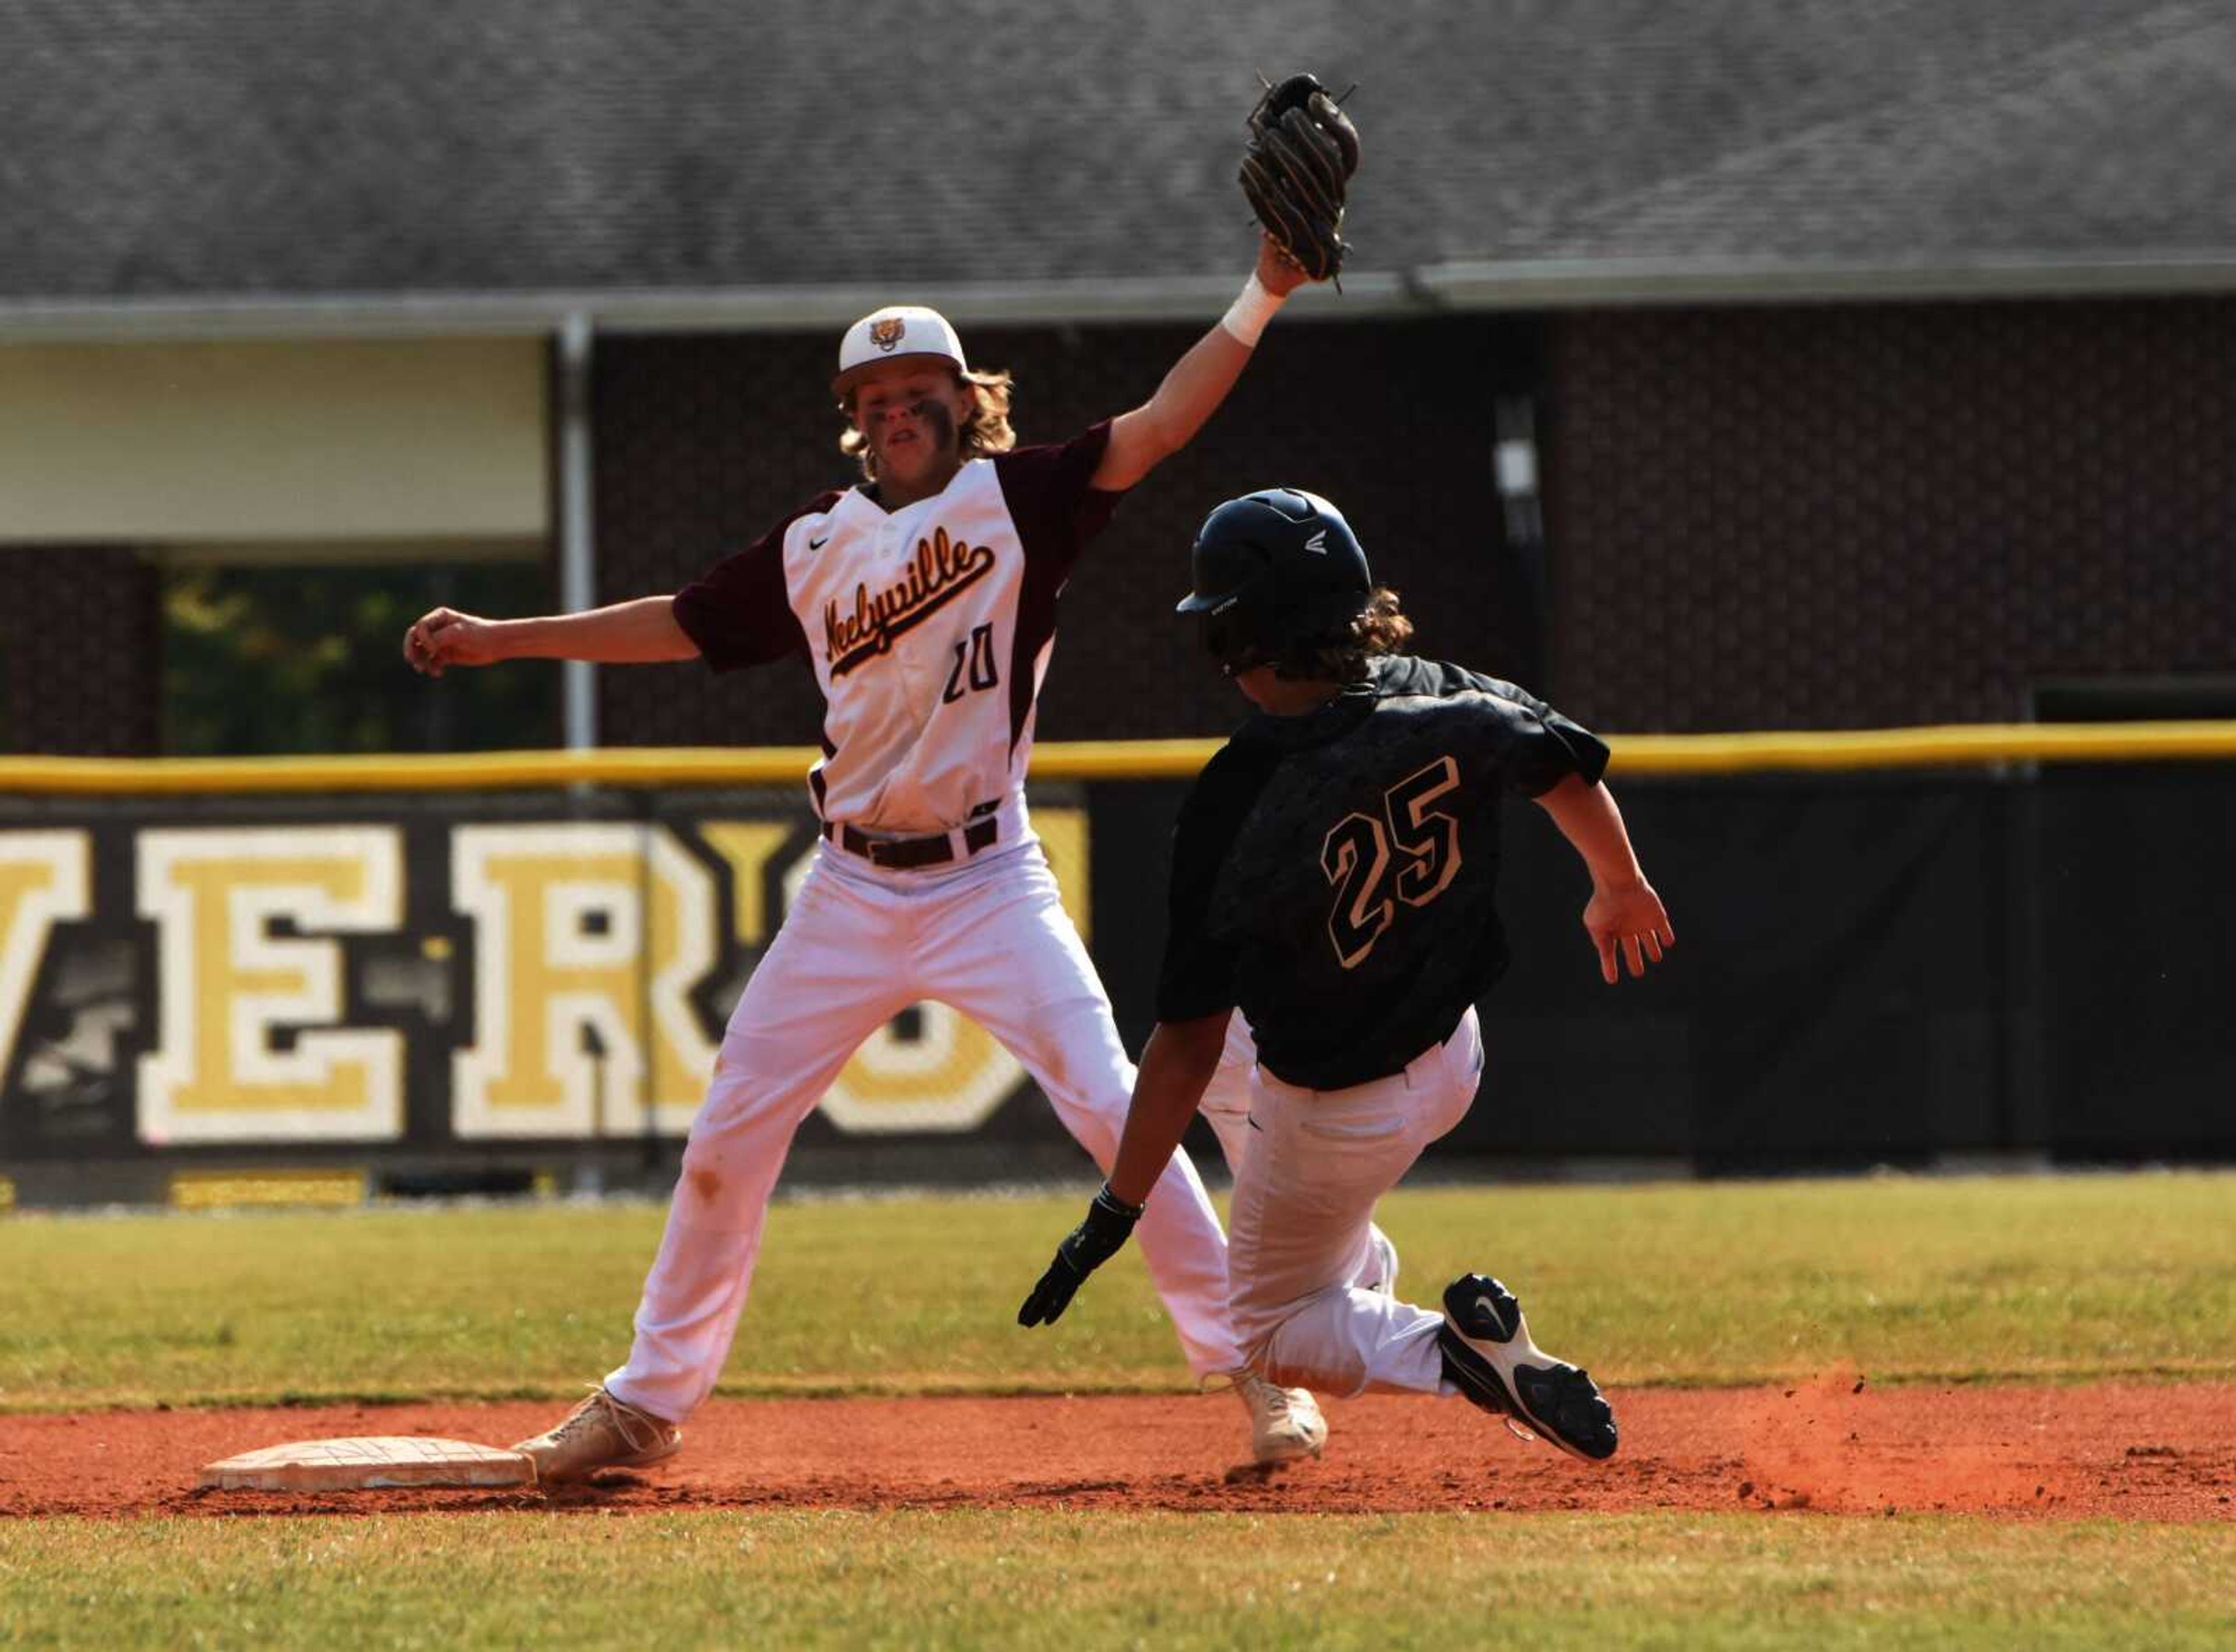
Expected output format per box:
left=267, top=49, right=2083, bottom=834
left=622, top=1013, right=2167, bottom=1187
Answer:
left=820, top=815, right=1000, bottom=870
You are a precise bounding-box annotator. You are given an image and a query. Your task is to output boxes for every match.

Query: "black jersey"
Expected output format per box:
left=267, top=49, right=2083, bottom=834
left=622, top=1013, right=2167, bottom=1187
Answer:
left=1155, top=655, right=1609, bottom=1091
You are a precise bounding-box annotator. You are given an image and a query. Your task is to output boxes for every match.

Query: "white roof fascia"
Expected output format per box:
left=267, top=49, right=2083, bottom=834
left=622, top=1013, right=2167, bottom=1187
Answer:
left=2, top=252, right=2233, bottom=343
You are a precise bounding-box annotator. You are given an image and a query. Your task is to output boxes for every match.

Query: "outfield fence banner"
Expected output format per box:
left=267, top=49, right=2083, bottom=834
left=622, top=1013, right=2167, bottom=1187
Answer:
left=2, top=733, right=2232, bottom=1204
left=0, top=786, right=1101, bottom=1191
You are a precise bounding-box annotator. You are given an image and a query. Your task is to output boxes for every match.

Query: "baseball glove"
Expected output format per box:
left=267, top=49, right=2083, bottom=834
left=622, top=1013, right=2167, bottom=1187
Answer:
left=1239, top=72, right=1360, bottom=283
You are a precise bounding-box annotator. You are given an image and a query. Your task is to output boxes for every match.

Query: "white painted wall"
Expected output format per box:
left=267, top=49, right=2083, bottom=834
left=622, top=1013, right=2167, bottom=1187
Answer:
left=0, top=339, right=548, bottom=544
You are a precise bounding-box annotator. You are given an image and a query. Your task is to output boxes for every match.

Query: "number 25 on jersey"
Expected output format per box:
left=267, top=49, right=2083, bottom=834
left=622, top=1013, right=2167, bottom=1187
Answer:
left=1319, top=755, right=1464, bottom=969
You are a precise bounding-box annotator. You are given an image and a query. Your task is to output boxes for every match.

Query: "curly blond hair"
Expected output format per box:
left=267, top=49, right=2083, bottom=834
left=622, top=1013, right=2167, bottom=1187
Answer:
left=838, top=367, right=1016, bottom=482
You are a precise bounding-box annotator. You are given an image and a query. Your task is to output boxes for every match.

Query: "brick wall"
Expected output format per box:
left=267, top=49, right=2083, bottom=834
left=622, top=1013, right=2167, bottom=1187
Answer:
left=1547, top=296, right=2236, bottom=731
left=590, top=317, right=1545, bottom=745
left=0, top=546, right=161, bottom=755
left=20, top=297, right=2214, bottom=758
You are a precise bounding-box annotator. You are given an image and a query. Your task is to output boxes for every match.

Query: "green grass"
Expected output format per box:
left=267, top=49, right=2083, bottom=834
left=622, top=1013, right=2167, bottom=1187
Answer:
left=2, top=1172, right=2233, bottom=1410
left=3, top=1175, right=2232, bottom=1651
left=1, top=1511, right=2230, bottom=1650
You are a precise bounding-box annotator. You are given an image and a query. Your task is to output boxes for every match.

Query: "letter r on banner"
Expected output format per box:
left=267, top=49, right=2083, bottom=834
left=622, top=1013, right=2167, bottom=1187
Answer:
left=451, top=823, right=717, bottom=1140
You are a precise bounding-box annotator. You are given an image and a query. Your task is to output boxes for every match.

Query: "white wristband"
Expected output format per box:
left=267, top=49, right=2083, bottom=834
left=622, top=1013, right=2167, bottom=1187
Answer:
left=1219, top=273, right=1286, bottom=348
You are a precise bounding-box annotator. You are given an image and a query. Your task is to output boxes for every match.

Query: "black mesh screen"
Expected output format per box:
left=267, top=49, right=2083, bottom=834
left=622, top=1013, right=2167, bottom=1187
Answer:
left=0, top=546, right=161, bottom=756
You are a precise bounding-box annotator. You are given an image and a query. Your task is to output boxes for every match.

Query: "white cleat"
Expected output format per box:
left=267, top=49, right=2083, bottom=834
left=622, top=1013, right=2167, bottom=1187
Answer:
left=1233, top=1369, right=1328, bottom=1465
left=511, top=1385, right=682, bottom=1484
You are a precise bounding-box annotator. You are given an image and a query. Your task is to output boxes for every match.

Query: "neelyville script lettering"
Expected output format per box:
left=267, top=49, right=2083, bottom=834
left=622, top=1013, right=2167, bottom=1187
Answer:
left=823, top=526, right=997, bottom=677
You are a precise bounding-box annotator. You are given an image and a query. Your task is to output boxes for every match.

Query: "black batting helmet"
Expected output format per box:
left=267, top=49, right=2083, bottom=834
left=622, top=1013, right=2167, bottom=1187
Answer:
left=1176, top=488, right=1372, bottom=673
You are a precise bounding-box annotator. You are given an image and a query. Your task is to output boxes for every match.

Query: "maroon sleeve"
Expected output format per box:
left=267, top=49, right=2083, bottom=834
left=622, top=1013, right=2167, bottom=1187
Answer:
left=670, top=495, right=833, bottom=673
left=991, top=420, right=1124, bottom=580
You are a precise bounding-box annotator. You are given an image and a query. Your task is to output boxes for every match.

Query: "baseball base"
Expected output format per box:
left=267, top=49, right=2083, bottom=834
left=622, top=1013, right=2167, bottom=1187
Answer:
left=199, top=1436, right=535, bottom=1491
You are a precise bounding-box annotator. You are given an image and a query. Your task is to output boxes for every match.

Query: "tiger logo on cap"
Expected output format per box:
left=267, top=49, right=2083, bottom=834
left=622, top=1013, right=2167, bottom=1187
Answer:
left=869, top=316, right=907, bottom=352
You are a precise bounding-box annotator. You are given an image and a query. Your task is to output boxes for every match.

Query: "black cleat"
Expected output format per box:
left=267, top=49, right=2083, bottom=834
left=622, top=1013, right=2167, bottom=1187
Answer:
left=1437, top=1274, right=1618, bottom=1463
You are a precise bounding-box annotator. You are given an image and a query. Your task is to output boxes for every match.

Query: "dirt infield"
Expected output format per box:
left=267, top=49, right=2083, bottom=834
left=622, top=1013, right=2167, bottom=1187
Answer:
left=3, top=1377, right=2230, bottom=1521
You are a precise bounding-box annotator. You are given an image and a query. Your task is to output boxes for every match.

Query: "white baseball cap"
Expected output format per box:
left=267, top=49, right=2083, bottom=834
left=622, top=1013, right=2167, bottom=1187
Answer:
left=832, top=305, right=968, bottom=397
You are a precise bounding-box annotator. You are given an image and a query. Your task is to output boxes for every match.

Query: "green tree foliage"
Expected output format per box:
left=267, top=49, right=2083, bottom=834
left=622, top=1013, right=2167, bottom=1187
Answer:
left=162, top=563, right=561, bottom=756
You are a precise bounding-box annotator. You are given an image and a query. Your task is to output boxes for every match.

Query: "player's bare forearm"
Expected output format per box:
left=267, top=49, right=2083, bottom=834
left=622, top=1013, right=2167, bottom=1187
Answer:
left=1092, top=238, right=1311, bottom=492
left=405, top=596, right=698, bottom=675
left=1106, top=1013, right=1230, bottom=1207
left=1531, top=774, right=1644, bottom=890
left=1531, top=774, right=1676, bottom=982
left=502, top=599, right=700, bottom=664
left=1094, top=329, right=1252, bottom=492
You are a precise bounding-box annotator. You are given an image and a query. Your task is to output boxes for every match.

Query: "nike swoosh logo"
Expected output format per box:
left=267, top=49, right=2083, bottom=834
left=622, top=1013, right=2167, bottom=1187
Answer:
left=1474, top=1294, right=1519, bottom=1339
left=809, top=534, right=832, bottom=550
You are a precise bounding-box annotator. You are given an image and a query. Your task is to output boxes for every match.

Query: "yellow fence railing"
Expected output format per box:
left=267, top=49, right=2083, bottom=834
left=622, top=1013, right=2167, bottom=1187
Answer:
left=4, top=721, right=2236, bottom=794
left=1601, top=720, right=2236, bottom=776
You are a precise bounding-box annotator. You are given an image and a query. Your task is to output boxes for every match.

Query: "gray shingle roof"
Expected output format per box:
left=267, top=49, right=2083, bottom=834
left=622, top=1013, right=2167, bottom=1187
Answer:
left=4, top=0, right=2233, bottom=314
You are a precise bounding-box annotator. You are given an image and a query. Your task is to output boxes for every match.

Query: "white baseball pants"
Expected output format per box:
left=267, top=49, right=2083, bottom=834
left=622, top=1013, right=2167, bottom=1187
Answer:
left=1207, top=1009, right=1485, bottom=1399
left=606, top=834, right=1245, bottom=1423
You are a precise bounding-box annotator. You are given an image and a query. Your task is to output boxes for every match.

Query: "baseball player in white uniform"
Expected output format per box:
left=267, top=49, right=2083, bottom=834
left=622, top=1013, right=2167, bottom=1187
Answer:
left=404, top=236, right=1331, bottom=1480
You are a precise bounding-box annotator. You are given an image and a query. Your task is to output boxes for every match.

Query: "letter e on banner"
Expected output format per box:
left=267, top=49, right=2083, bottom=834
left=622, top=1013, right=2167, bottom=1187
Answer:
left=137, top=827, right=403, bottom=1144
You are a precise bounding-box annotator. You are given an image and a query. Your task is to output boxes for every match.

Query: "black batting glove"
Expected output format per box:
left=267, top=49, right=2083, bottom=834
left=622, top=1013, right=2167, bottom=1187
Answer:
left=1017, top=1183, right=1144, bottom=1328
